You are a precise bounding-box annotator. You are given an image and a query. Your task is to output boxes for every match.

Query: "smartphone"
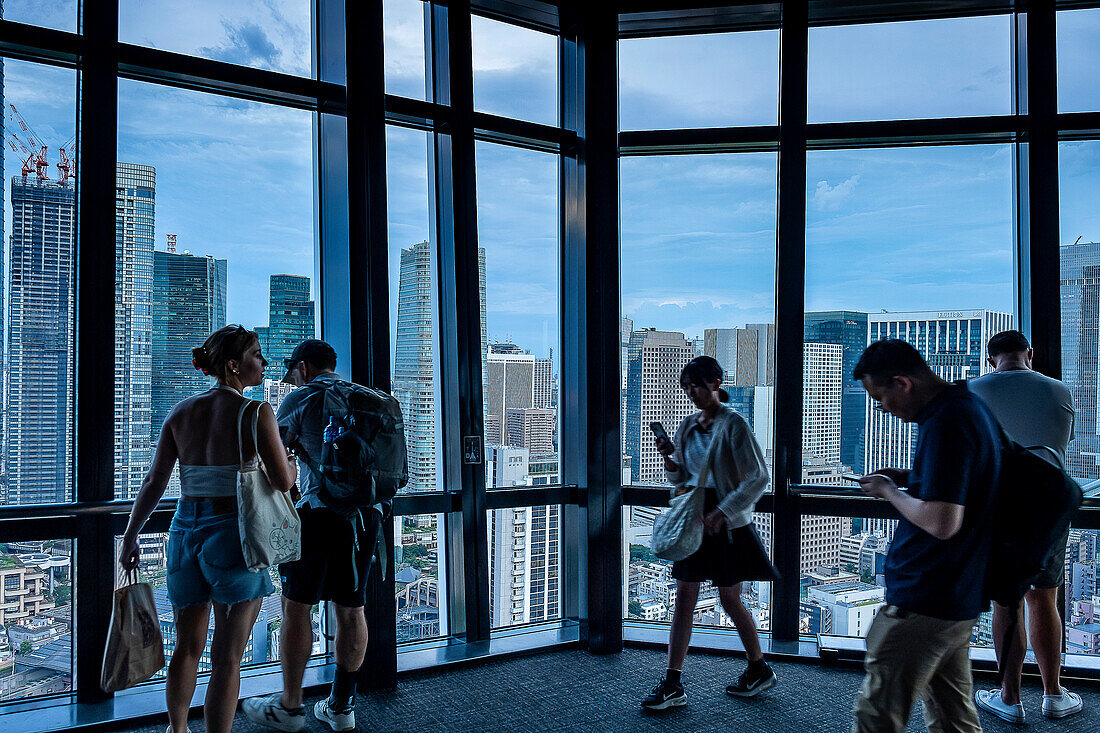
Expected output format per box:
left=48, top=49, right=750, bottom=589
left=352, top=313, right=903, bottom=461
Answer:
left=841, top=473, right=862, bottom=483
left=649, top=422, right=669, bottom=442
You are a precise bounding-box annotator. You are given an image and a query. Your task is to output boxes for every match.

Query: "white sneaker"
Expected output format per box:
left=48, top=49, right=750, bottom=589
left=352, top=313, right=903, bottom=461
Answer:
left=315, top=697, right=355, bottom=731
left=241, top=693, right=307, bottom=732
left=975, top=688, right=1025, bottom=724
left=1042, top=687, right=1084, bottom=719
left=165, top=726, right=191, bottom=733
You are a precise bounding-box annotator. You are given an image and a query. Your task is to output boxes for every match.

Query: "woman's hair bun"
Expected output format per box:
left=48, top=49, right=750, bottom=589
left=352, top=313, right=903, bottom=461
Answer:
left=191, top=346, right=212, bottom=375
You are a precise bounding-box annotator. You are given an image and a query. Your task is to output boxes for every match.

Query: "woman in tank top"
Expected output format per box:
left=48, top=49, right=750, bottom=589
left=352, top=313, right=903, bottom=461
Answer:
left=119, top=325, right=296, bottom=733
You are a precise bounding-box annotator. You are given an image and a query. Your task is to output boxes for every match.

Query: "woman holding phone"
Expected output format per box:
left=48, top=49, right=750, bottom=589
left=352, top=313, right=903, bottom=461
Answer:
left=642, top=356, right=779, bottom=711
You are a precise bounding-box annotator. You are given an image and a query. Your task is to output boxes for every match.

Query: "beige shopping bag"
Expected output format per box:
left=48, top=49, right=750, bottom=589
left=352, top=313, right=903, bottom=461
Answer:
left=100, top=570, right=165, bottom=692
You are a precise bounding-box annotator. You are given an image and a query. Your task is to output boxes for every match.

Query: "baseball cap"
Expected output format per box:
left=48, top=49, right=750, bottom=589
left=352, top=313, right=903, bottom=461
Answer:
left=282, top=339, right=337, bottom=381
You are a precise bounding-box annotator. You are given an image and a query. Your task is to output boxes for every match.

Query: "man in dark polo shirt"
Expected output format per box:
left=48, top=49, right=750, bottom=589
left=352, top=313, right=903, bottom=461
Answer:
left=851, top=339, right=1001, bottom=733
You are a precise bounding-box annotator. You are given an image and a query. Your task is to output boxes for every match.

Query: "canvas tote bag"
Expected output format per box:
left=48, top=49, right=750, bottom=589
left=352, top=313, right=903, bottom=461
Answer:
left=650, top=415, right=726, bottom=561
left=100, top=569, right=165, bottom=692
left=237, top=400, right=302, bottom=571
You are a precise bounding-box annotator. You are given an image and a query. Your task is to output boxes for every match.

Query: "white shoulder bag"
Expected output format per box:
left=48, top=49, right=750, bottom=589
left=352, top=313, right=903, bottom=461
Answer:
left=650, top=416, right=725, bottom=561
left=237, top=400, right=302, bottom=571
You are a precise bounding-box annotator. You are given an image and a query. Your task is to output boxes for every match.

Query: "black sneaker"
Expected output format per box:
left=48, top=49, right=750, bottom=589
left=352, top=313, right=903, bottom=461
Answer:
left=725, top=663, right=777, bottom=698
left=641, top=676, right=687, bottom=711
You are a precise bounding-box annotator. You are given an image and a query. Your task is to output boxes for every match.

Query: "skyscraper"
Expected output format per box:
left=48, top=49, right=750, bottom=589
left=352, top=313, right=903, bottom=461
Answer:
left=485, top=350, right=554, bottom=444
left=804, top=311, right=870, bottom=473
left=255, top=274, right=315, bottom=382
left=115, top=163, right=156, bottom=500
left=864, top=309, right=1013, bottom=472
left=624, top=329, right=695, bottom=485
left=506, top=408, right=555, bottom=455
left=1061, top=241, right=1100, bottom=483
left=5, top=179, right=76, bottom=505
left=151, top=249, right=228, bottom=437
left=393, top=241, right=486, bottom=493
left=704, top=327, right=761, bottom=386
left=802, top=342, right=843, bottom=466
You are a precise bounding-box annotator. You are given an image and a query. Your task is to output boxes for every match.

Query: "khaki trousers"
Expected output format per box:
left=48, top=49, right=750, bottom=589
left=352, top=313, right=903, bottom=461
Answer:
left=852, top=606, right=982, bottom=733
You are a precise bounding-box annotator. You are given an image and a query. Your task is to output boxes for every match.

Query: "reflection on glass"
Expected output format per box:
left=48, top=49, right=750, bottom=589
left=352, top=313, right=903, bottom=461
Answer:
left=808, top=15, right=1012, bottom=123
left=618, top=31, right=779, bottom=130
left=802, top=144, right=1013, bottom=641
left=387, top=126, right=440, bottom=494
left=117, top=80, right=316, bottom=500
left=2, top=1, right=77, bottom=33
left=1059, top=140, right=1100, bottom=658
left=488, top=506, right=560, bottom=630
left=119, top=0, right=312, bottom=77
left=1, top=60, right=78, bottom=506
left=384, top=0, right=429, bottom=100
left=0, top=539, right=73, bottom=700
left=1058, top=9, right=1100, bottom=114
left=471, top=15, right=558, bottom=125
left=476, top=142, right=560, bottom=490
left=396, top=514, right=445, bottom=642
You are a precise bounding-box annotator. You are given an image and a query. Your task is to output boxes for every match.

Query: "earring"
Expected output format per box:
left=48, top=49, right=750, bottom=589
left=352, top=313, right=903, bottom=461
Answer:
left=232, top=368, right=240, bottom=375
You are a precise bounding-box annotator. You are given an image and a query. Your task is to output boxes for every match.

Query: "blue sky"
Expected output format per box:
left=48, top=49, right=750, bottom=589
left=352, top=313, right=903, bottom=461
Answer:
left=3, top=2, right=1100, bottom=360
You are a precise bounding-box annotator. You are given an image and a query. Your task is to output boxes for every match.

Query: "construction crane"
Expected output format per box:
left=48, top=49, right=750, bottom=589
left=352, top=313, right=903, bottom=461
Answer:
left=7, top=103, right=52, bottom=181
left=56, top=135, right=76, bottom=183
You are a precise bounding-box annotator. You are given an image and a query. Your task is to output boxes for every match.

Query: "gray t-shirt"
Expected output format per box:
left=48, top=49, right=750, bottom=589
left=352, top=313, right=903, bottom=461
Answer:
left=276, top=372, right=343, bottom=509
left=969, top=369, right=1075, bottom=466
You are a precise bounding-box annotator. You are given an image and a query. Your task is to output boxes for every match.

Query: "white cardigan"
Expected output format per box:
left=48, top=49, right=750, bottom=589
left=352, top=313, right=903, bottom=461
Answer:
left=664, top=404, right=770, bottom=529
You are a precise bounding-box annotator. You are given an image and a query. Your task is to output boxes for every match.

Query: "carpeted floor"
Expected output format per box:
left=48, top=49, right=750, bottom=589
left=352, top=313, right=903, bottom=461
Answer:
left=117, top=648, right=1100, bottom=732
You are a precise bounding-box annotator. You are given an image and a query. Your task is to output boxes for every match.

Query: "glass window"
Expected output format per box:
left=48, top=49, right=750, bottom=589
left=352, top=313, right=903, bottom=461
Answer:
left=476, top=142, right=560, bottom=488
left=1058, top=8, right=1100, bottom=114
left=384, top=0, right=430, bottom=101
left=808, top=15, right=1013, bottom=123
left=388, top=125, right=441, bottom=495
left=396, top=514, right=446, bottom=643
left=803, top=144, right=1014, bottom=641
left=1059, top=140, right=1100, bottom=661
left=0, top=540, right=73, bottom=700
left=2, top=60, right=78, bottom=507
left=3, top=1, right=77, bottom=33
left=618, top=31, right=780, bottom=131
left=488, top=506, right=561, bottom=630
left=471, top=15, right=558, bottom=126
left=116, top=80, right=316, bottom=500
left=119, top=1, right=312, bottom=77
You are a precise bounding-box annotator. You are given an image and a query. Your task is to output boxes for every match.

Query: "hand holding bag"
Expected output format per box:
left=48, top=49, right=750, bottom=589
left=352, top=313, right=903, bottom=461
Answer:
left=100, top=569, right=165, bottom=692
left=237, top=400, right=302, bottom=571
left=650, top=415, right=725, bottom=561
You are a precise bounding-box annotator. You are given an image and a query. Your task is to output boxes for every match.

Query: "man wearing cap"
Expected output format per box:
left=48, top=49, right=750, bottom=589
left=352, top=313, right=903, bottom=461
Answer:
left=243, top=339, right=373, bottom=732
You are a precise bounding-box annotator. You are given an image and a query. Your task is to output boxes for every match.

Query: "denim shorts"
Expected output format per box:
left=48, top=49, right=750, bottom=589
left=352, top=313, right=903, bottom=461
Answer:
left=166, top=500, right=274, bottom=609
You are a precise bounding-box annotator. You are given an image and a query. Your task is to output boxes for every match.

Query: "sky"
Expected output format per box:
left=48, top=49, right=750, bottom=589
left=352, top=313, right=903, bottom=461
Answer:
left=2, top=2, right=1100, bottom=361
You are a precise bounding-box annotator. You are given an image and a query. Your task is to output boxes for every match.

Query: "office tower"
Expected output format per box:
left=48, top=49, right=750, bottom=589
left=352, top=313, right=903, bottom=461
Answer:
left=689, top=336, right=704, bottom=357
left=864, top=310, right=1012, bottom=472
left=393, top=241, right=486, bottom=493
left=704, top=327, right=760, bottom=386
left=151, top=249, right=228, bottom=437
left=624, top=329, right=695, bottom=485
left=725, top=385, right=755, bottom=431
left=506, top=408, right=554, bottom=455
left=805, top=311, right=870, bottom=473
left=487, top=503, right=560, bottom=627
left=5, top=179, right=76, bottom=505
left=114, top=163, right=156, bottom=500
left=746, top=323, right=775, bottom=386
left=485, top=349, right=554, bottom=441
left=1061, top=241, right=1100, bottom=482
left=254, top=274, right=315, bottom=382
left=803, top=342, right=843, bottom=466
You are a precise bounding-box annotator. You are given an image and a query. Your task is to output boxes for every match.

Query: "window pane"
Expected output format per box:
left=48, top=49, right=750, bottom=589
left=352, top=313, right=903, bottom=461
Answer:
left=2, top=60, right=78, bottom=506
left=117, top=81, right=316, bottom=500
left=618, top=31, right=779, bottom=131
left=808, top=15, right=1012, bottom=123
left=1058, top=9, right=1100, bottom=114
left=384, top=0, right=429, bottom=101
left=620, top=153, right=777, bottom=489
left=798, top=518, right=887, bottom=639
left=388, top=125, right=441, bottom=495
left=396, top=514, right=446, bottom=642
left=471, top=15, right=557, bottom=126
left=3, top=1, right=77, bottom=32
left=0, top=540, right=73, bottom=700
left=1059, top=140, right=1100, bottom=660
left=119, top=1, right=312, bottom=77
left=477, top=143, right=559, bottom=488
left=488, top=506, right=561, bottom=630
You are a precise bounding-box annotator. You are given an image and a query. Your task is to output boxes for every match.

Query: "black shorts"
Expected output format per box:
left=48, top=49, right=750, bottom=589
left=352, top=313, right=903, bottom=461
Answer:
left=1032, top=526, right=1071, bottom=589
left=280, top=506, right=379, bottom=608
left=672, top=523, right=780, bottom=587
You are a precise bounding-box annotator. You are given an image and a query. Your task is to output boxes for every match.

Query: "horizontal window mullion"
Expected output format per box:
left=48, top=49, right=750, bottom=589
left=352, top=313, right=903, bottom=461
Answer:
left=484, top=485, right=579, bottom=510
left=0, top=19, right=80, bottom=67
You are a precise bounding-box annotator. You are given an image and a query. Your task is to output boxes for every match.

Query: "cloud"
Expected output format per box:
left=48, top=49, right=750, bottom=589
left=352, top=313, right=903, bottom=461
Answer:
left=197, top=20, right=281, bottom=68
left=812, top=175, right=861, bottom=211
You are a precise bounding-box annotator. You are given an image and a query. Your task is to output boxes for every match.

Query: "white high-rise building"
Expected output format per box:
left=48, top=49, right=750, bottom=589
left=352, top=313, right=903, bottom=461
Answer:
left=803, top=342, right=843, bottom=465
left=806, top=581, right=884, bottom=637
left=624, top=329, right=695, bottom=485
